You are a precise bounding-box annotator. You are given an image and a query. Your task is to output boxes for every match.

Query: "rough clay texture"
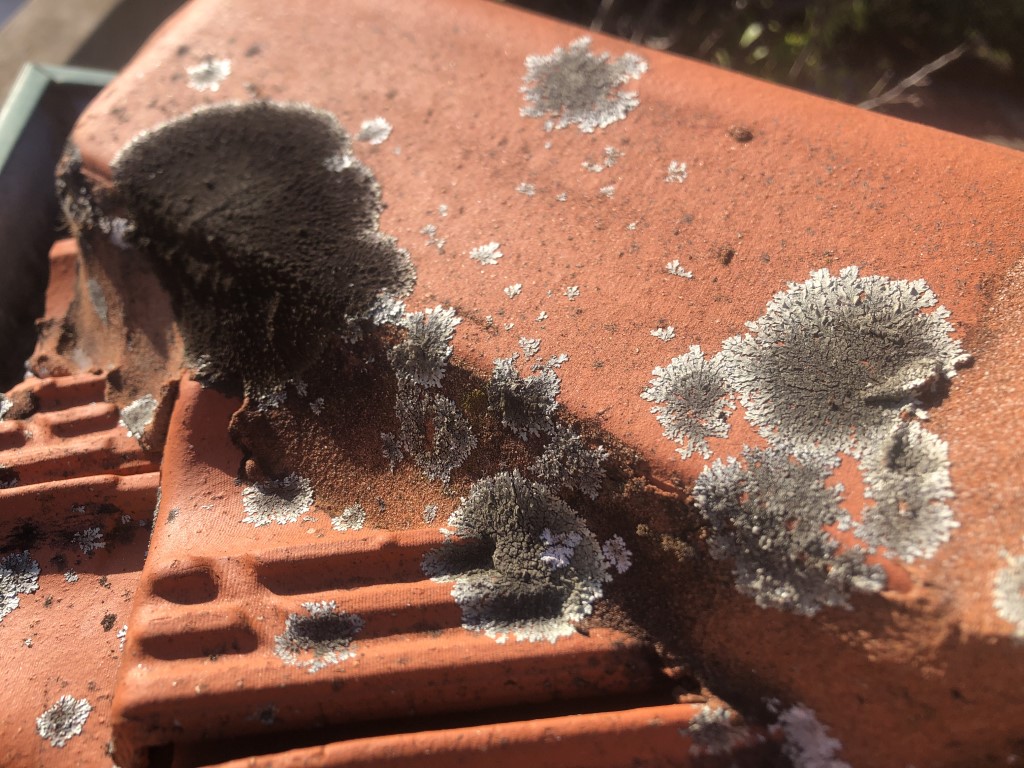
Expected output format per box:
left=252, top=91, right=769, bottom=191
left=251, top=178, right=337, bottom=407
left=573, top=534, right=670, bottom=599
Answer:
left=41, top=0, right=1024, bottom=765
left=111, top=101, right=414, bottom=389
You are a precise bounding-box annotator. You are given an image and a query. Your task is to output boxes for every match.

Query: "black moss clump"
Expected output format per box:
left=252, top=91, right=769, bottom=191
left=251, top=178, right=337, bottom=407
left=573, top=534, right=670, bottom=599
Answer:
left=112, top=101, right=415, bottom=388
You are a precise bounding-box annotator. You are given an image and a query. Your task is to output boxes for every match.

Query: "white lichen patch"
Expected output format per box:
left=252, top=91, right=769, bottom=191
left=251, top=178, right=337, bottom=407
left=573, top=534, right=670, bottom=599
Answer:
left=73, top=527, right=105, bottom=555
left=1, top=551, right=40, bottom=622
left=694, top=448, right=885, bottom=616
left=0, top=394, right=11, bottom=420
left=356, top=116, right=393, bottom=145
left=555, top=192, right=567, bottom=202
left=97, top=216, right=134, bottom=249
left=518, top=337, right=542, bottom=358
left=274, top=601, right=364, bottom=673
left=422, top=472, right=607, bottom=643
left=516, top=182, right=536, bottom=197
left=564, top=285, right=580, bottom=301
left=119, top=394, right=157, bottom=440
left=686, top=704, right=758, bottom=757
left=186, top=56, right=231, bottom=92
left=601, top=535, right=632, bottom=574
left=419, top=224, right=446, bottom=253
left=531, top=425, right=608, bottom=499
left=598, top=185, right=615, bottom=198
left=242, top=474, right=314, bottom=527
left=994, top=548, right=1024, bottom=639
left=390, top=305, right=461, bottom=388
left=717, top=266, right=970, bottom=459
left=778, top=704, right=851, bottom=768
left=857, top=422, right=958, bottom=562
left=536, top=311, right=549, bottom=322
left=540, top=529, right=584, bottom=569
left=332, top=504, right=366, bottom=532
left=665, top=161, right=688, bottom=183
left=117, top=624, right=128, bottom=651
left=521, top=37, right=647, bottom=133
left=665, top=259, right=693, bottom=278
left=504, top=283, right=523, bottom=299
left=651, top=326, right=675, bottom=342
left=323, top=152, right=354, bottom=172
left=36, top=696, right=91, bottom=748
left=487, top=355, right=560, bottom=439
left=63, top=570, right=78, bottom=583
left=642, top=345, right=732, bottom=461
left=470, top=242, right=503, bottom=265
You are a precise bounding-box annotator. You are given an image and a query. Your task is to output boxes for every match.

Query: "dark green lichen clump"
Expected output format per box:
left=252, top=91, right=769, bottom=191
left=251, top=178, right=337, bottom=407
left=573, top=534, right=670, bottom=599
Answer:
left=112, top=101, right=415, bottom=389
left=422, top=471, right=607, bottom=642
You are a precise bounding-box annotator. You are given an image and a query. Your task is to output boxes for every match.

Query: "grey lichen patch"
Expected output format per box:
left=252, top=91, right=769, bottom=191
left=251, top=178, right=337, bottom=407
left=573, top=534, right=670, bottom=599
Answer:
left=119, top=394, right=158, bottom=441
left=332, top=504, right=366, bottom=532
left=274, top=601, right=364, bottom=673
left=521, top=37, right=647, bottom=133
left=1, top=551, right=40, bottom=622
left=394, top=386, right=477, bottom=483
left=857, top=422, right=957, bottom=562
left=422, top=472, right=607, bottom=643
left=73, top=527, right=106, bottom=555
left=531, top=426, right=608, bottom=499
left=694, top=447, right=885, bottom=616
left=0, top=395, right=11, bottom=420
left=470, top=242, right=503, bottom=265
left=487, top=355, right=560, bottom=440
left=113, top=101, right=415, bottom=388
left=242, top=473, right=314, bottom=527
left=423, top=504, right=438, bottom=524
left=36, top=696, right=91, bottom=748
left=601, top=535, right=633, bottom=574
left=86, top=278, right=108, bottom=323
left=778, top=704, right=851, bottom=768
left=186, top=56, right=231, bottom=92
left=717, top=267, right=970, bottom=459
left=389, top=305, right=460, bottom=388
left=993, top=548, right=1024, bottom=639
left=642, top=346, right=732, bottom=461
left=518, top=337, right=541, bottom=359
left=356, top=116, right=392, bottom=145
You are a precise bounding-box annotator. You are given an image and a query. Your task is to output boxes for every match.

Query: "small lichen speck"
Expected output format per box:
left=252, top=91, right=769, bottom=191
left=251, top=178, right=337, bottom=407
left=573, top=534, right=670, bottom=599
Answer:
left=555, top=192, right=567, bottom=202
left=120, top=394, right=158, bottom=440
left=665, top=161, right=688, bottom=183
left=0, top=395, right=11, bottom=420
left=63, top=571, right=78, bottom=584
left=186, top=56, right=231, bottom=92
left=564, top=286, right=580, bottom=301
left=423, top=504, right=439, bottom=524
left=686, top=704, right=759, bottom=757
left=422, top=472, right=607, bottom=643
left=598, top=185, right=615, bottom=198
left=536, top=311, right=549, bottom=322
left=518, top=337, right=542, bottom=358
left=274, top=601, right=364, bottom=673
left=470, top=242, right=503, bottom=265
left=332, top=504, right=367, bottom=532
left=642, top=345, right=732, bottom=460
left=420, top=224, right=446, bottom=253
left=694, top=447, right=885, bottom=616
left=521, top=37, right=647, bottom=133
left=1, top=551, right=40, bottom=622
left=73, top=528, right=106, bottom=555
left=665, top=259, right=693, bottom=278
left=242, top=474, right=314, bottom=527
left=994, top=547, right=1024, bottom=639
left=516, top=182, right=536, bottom=197
left=504, top=283, right=523, bottom=299
left=36, top=696, right=91, bottom=748
left=356, top=116, right=392, bottom=145
left=602, top=535, right=633, bottom=574
left=651, top=326, right=675, bottom=342
left=117, top=624, right=128, bottom=651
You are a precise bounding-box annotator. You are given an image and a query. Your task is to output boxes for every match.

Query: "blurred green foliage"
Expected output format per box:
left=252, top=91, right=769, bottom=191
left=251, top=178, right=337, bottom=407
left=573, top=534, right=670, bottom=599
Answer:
left=510, top=0, right=1024, bottom=103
